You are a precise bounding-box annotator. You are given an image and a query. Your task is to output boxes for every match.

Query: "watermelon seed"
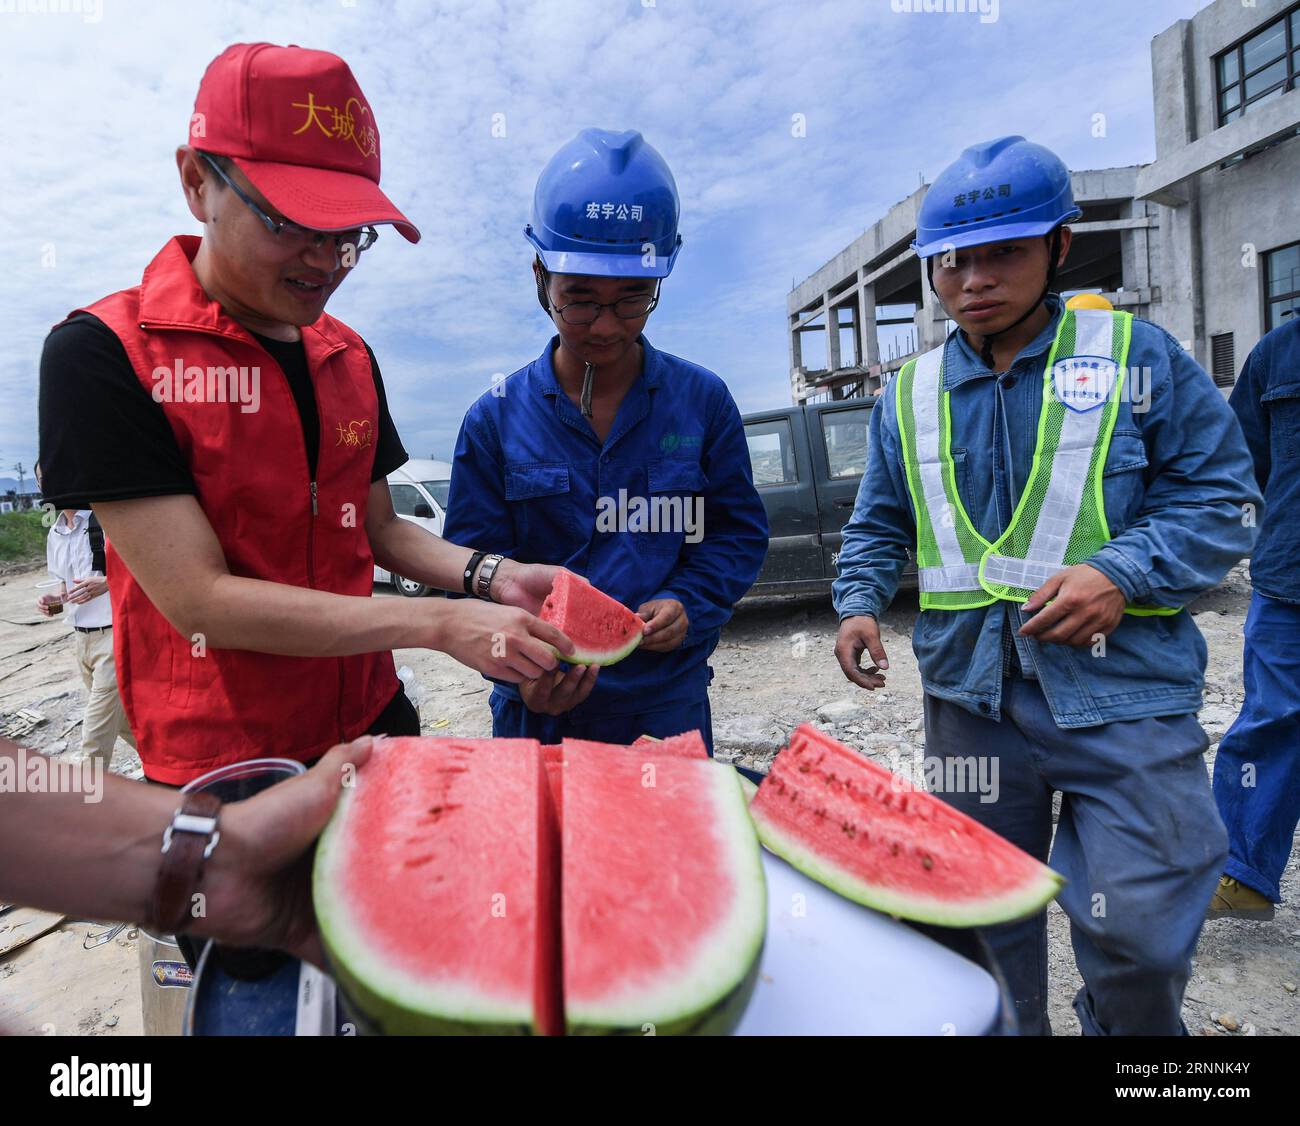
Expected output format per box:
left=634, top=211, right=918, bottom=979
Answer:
left=814, top=807, right=827, bottom=819
left=921, top=854, right=934, bottom=870
left=841, top=821, right=856, bottom=838
left=403, top=854, right=435, bottom=868
left=798, top=763, right=811, bottom=773
left=891, top=842, right=900, bottom=856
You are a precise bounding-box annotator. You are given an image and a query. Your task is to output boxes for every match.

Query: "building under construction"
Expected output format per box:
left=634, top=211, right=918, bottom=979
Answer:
left=788, top=0, right=1300, bottom=403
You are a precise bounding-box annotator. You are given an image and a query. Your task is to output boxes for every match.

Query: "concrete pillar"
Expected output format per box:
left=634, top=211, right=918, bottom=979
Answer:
left=917, top=278, right=947, bottom=353
left=857, top=276, right=880, bottom=367
left=788, top=318, right=804, bottom=404
left=824, top=295, right=842, bottom=371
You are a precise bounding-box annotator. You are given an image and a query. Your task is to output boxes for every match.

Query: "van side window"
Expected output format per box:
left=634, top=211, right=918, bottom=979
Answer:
left=389, top=483, right=424, bottom=516
left=822, top=408, right=870, bottom=479
left=745, top=419, right=797, bottom=486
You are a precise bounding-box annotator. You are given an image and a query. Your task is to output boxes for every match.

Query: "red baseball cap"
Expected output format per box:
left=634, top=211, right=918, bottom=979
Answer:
left=189, top=43, right=420, bottom=243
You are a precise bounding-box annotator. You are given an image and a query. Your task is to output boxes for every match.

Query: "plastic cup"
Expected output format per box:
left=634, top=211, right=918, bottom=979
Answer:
left=179, top=758, right=306, bottom=980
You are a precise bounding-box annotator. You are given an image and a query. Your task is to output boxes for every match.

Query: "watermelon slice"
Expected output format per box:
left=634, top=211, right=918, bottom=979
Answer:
left=750, top=725, right=1063, bottom=927
left=539, top=571, right=644, bottom=666
left=314, top=738, right=562, bottom=1035
left=561, top=746, right=766, bottom=1034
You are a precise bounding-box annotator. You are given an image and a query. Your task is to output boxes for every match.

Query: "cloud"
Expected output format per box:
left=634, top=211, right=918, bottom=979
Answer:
left=0, top=0, right=1207, bottom=473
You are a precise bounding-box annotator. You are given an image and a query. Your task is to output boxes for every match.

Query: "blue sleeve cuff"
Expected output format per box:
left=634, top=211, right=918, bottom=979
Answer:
left=1084, top=548, right=1151, bottom=604
left=835, top=601, right=881, bottom=623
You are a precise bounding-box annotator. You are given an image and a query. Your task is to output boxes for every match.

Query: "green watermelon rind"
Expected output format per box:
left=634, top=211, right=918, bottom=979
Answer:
left=752, top=810, right=1063, bottom=929
left=313, top=782, right=542, bottom=1036
left=555, top=629, right=644, bottom=668
left=564, top=759, right=768, bottom=1036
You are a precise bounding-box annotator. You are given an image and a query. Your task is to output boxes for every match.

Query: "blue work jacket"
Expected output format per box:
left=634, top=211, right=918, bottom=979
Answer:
left=1229, top=317, right=1300, bottom=605
left=833, top=296, right=1261, bottom=728
left=443, top=335, right=769, bottom=715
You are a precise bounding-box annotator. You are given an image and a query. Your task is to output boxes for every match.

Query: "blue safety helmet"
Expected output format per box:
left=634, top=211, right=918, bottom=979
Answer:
left=912, top=135, right=1082, bottom=258
left=525, top=128, right=682, bottom=279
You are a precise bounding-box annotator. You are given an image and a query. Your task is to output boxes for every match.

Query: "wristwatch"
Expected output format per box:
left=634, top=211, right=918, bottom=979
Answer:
left=475, top=554, right=504, bottom=601
left=151, top=791, right=222, bottom=935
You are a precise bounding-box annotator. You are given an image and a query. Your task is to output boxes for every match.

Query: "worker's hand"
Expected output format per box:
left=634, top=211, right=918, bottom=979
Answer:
left=835, top=615, right=889, bottom=690
left=1018, top=564, right=1127, bottom=647
left=36, top=594, right=59, bottom=617
left=435, top=599, right=575, bottom=683
left=65, top=577, right=108, bottom=605
left=489, top=560, right=566, bottom=615
left=197, top=736, right=375, bottom=968
left=519, top=663, right=600, bottom=716
left=637, top=599, right=687, bottom=652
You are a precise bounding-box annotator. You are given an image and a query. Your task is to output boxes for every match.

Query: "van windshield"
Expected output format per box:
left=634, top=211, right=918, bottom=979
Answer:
left=421, top=480, right=451, bottom=508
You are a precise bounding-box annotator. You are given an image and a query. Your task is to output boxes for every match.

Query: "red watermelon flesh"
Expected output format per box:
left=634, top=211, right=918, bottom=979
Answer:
left=313, top=737, right=562, bottom=1035
left=541, top=743, right=564, bottom=822
left=561, top=746, right=766, bottom=1034
left=539, top=571, right=644, bottom=666
left=750, top=725, right=1063, bottom=927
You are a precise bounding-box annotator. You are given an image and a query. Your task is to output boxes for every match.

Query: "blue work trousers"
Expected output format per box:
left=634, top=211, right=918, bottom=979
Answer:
left=924, top=675, right=1226, bottom=1035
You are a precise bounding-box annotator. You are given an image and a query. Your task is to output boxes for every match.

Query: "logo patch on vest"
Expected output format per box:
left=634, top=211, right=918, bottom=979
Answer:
left=1052, top=355, right=1117, bottom=413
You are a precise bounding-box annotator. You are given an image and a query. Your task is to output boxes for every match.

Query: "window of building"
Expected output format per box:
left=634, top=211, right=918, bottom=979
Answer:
left=745, top=419, right=798, bottom=487
left=1216, top=4, right=1299, bottom=127
left=1265, top=241, right=1300, bottom=332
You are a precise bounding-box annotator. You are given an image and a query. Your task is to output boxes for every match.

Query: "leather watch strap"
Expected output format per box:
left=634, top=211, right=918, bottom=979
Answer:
left=151, top=791, right=222, bottom=935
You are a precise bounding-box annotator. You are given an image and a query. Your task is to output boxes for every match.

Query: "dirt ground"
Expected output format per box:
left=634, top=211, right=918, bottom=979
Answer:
left=0, top=561, right=1295, bottom=1036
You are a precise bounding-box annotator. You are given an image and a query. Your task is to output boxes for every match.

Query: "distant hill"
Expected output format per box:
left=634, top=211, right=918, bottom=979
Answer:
left=0, top=477, right=39, bottom=495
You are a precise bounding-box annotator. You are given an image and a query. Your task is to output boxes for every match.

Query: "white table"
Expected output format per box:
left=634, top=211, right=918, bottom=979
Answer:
left=733, top=851, right=1004, bottom=1035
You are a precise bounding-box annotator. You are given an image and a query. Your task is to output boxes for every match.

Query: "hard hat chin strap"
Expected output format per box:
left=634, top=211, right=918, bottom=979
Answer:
left=927, top=227, right=1063, bottom=370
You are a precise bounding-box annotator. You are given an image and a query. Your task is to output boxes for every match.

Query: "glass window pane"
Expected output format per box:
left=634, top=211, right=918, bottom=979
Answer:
left=1222, top=107, right=1242, bottom=124
left=745, top=419, right=796, bottom=486
left=822, top=408, right=871, bottom=480
left=1268, top=244, right=1300, bottom=299
left=389, top=483, right=421, bottom=516
left=1218, top=49, right=1239, bottom=87
left=1269, top=297, right=1300, bottom=333
left=1220, top=84, right=1241, bottom=113
left=1243, top=20, right=1286, bottom=74
left=420, top=480, right=451, bottom=508
left=1245, top=58, right=1287, bottom=100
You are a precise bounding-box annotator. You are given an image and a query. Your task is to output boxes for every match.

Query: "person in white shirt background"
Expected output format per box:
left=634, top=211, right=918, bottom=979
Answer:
left=34, top=461, right=135, bottom=769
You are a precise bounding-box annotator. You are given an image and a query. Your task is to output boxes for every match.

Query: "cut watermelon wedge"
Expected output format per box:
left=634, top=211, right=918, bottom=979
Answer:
left=561, top=746, right=767, bottom=1034
left=314, top=738, right=561, bottom=1035
left=750, top=725, right=1063, bottom=927
left=539, top=571, right=644, bottom=666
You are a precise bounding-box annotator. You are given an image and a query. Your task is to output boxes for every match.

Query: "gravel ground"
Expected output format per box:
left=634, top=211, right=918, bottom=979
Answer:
left=1, top=561, right=1295, bottom=1036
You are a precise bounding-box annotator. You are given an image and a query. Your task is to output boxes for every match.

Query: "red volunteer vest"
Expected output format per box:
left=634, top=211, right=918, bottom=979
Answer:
left=71, top=235, right=398, bottom=784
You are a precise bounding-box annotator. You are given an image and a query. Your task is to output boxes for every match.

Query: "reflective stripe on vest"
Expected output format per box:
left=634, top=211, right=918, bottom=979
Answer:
left=896, top=307, right=1177, bottom=616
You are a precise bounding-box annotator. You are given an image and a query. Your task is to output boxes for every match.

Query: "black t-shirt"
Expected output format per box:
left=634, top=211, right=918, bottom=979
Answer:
left=38, top=313, right=408, bottom=510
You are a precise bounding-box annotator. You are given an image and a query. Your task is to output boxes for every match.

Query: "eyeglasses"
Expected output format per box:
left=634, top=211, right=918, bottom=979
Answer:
left=546, top=277, right=661, bottom=325
left=199, top=152, right=378, bottom=256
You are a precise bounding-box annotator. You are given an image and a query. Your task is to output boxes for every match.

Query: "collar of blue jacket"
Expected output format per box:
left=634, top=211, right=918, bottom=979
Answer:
left=832, top=297, right=1262, bottom=729
left=442, top=334, right=769, bottom=717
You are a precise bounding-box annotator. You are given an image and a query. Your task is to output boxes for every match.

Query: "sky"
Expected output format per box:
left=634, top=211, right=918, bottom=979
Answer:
left=0, top=0, right=1214, bottom=476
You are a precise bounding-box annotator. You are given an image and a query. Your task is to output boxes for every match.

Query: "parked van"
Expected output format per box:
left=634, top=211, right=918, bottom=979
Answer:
left=373, top=458, right=452, bottom=598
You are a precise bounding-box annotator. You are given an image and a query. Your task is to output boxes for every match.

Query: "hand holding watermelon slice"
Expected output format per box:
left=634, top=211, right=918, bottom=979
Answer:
left=538, top=571, right=649, bottom=667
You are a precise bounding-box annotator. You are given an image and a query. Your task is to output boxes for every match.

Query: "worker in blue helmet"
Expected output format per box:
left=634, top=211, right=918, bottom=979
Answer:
left=444, top=129, right=768, bottom=760
left=831, top=136, right=1261, bottom=1034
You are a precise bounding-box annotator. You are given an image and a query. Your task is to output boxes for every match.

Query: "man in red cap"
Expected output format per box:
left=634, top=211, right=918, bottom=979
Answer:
left=38, top=43, right=573, bottom=785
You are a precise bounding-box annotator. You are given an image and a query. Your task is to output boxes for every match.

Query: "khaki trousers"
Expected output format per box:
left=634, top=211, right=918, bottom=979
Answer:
left=74, top=628, right=135, bottom=768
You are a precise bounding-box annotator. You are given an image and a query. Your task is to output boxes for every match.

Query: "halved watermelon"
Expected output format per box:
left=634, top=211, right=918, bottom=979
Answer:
left=539, top=571, right=644, bottom=666
left=314, top=738, right=561, bottom=1035
left=561, top=746, right=766, bottom=1034
left=750, top=725, right=1063, bottom=927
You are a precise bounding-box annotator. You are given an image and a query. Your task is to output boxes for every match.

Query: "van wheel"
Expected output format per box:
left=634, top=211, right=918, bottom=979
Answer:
left=394, top=575, right=430, bottom=598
